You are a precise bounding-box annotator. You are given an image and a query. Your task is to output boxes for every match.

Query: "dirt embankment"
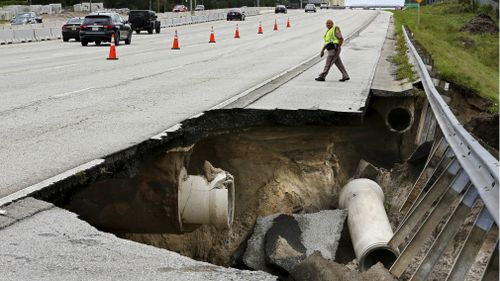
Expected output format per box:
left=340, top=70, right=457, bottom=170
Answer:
left=460, top=13, right=498, bottom=34
left=444, top=85, right=499, bottom=153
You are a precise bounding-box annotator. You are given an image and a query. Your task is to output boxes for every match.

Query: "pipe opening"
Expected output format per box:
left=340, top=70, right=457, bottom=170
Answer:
left=386, top=107, right=413, bottom=133
left=360, top=247, right=398, bottom=271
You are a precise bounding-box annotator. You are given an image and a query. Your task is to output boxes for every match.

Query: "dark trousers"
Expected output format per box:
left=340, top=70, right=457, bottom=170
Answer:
left=319, top=46, right=349, bottom=79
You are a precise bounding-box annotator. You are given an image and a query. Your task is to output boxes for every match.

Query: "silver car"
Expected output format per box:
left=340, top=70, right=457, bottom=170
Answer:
left=305, top=4, right=317, bottom=12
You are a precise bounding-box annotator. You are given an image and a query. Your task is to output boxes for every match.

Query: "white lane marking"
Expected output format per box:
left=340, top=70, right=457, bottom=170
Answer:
left=50, top=63, right=79, bottom=70
left=51, top=87, right=93, bottom=99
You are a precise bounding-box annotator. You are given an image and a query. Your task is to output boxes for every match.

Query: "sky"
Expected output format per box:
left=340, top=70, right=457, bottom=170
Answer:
left=345, top=0, right=405, bottom=6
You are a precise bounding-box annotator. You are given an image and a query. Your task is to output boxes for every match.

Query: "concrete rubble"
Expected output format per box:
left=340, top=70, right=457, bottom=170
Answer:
left=291, top=251, right=397, bottom=281
left=243, top=210, right=347, bottom=275
left=265, top=215, right=307, bottom=273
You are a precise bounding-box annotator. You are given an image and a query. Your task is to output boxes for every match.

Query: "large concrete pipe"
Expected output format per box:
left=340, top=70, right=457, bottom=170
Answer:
left=369, top=96, right=415, bottom=133
left=385, top=106, right=413, bottom=133
left=178, top=166, right=235, bottom=231
left=339, top=178, right=398, bottom=271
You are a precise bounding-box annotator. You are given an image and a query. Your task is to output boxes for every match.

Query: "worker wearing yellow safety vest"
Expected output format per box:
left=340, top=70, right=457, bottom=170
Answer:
left=316, top=19, right=350, bottom=82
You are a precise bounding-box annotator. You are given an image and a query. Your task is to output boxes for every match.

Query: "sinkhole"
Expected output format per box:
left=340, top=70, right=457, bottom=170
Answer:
left=44, top=96, right=425, bottom=276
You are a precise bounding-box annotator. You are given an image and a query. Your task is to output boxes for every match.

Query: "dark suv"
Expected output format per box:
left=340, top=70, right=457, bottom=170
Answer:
left=80, top=12, right=132, bottom=46
left=128, top=10, right=161, bottom=34
left=275, top=5, right=287, bottom=13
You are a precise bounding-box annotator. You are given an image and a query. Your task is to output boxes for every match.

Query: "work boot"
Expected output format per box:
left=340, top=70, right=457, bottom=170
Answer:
left=339, top=77, right=350, bottom=82
left=315, top=77, right=325, bottom=81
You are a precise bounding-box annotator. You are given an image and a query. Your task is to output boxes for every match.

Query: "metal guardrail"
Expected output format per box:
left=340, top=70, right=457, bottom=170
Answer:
left=403, top=26, right=499, bottom=225
left=387, top=26, right=499, bottom=281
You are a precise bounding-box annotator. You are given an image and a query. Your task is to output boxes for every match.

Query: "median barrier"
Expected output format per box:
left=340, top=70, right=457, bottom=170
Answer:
left=0, top=30, right=13, bottom=44
left=50, top=27, right=61, bottom=39
left=0, top=7, right=265, bottom=46
left=34, top=27, right=52, bottom=40
left=13, top=29, right=35, bottom=42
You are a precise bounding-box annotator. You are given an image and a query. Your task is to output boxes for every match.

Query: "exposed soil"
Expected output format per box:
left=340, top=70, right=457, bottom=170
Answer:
left=460, top=13, right=499, bottom=34
left=443, top=84, right=499, bottom=153
left=122, top=119, right=407, bottom=266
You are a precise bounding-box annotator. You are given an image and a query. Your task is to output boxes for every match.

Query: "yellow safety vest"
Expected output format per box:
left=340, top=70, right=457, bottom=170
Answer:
left=324, top=25, right=339, bottom=45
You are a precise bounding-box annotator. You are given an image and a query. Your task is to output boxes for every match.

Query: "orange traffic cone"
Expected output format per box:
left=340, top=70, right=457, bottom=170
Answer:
left=286, top=18, right=291, bottom=28
left=258, top=21, right=263, bottom=34
left=273, top=19, right=278, bottom=31
left=234, top=24, right=240, bottom=38
left=209, top=26, right=216, bottom=43
left=171, top=30, right=180, bottom=50
left=107, top=34, right=118, bottom=60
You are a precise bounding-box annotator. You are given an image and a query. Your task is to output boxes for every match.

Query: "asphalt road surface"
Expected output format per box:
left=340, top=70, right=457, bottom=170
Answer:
left=0, top=9, right=380, bottom=198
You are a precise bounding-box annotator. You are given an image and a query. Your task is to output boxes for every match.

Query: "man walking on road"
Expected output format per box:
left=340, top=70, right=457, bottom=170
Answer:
left=315, top=19, right=350, bottom=82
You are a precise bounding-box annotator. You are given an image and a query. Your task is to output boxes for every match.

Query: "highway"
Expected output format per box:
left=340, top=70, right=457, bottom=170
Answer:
left=0, top=9, right=381, bottom=197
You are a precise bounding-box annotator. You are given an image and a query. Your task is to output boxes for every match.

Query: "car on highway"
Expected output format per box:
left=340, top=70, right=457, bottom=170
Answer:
left=10, top=12, right=42, bottom=25
left=195, top=4, right=205, bottom=11
left=172, top=5, right=188, bottom=12
left=62, top=17, right=84, bottom=42
left=79, top=12, right=132, bottom=46
left=305, top=4, right=317, bottom=12
left=226, top=8, right=245, bottom=21
left=275, top=5, right=287, bottom=13
left=320, top=2, right=330, bottom=9
left=128, top=10, right=160, bottom=34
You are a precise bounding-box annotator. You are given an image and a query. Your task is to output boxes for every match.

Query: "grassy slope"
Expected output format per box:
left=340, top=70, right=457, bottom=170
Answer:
left=392, top=3, right=499, bottom=107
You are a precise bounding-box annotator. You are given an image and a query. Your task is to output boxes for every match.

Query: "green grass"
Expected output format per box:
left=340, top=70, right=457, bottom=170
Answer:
left=391, top=23, right=418, bottom=82
left=392, top=2, right=499, bottom=108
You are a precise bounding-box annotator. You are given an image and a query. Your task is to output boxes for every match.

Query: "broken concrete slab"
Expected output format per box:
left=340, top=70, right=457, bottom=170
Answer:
left=0, top=215, right=16, bottom=228
left=244, top=210, right=347, bottom=273
left=291, top=251, right=397, bottom=281
left=243, top=214, right=279, bottom=271
left=296, top=209, right=348, bottom=259
left=0, top=201, right=277, bottom=281
left=0, top=197, right=53, bottom=228
left=265, top=214, right=307, bottom=273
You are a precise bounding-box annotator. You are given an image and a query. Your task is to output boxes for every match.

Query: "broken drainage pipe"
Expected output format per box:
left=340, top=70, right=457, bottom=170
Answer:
left=178, top=166, right=235, bottom=231
left=66, top=158, right=234, bottom=234
left=339, top=178, right=398, bottom=271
